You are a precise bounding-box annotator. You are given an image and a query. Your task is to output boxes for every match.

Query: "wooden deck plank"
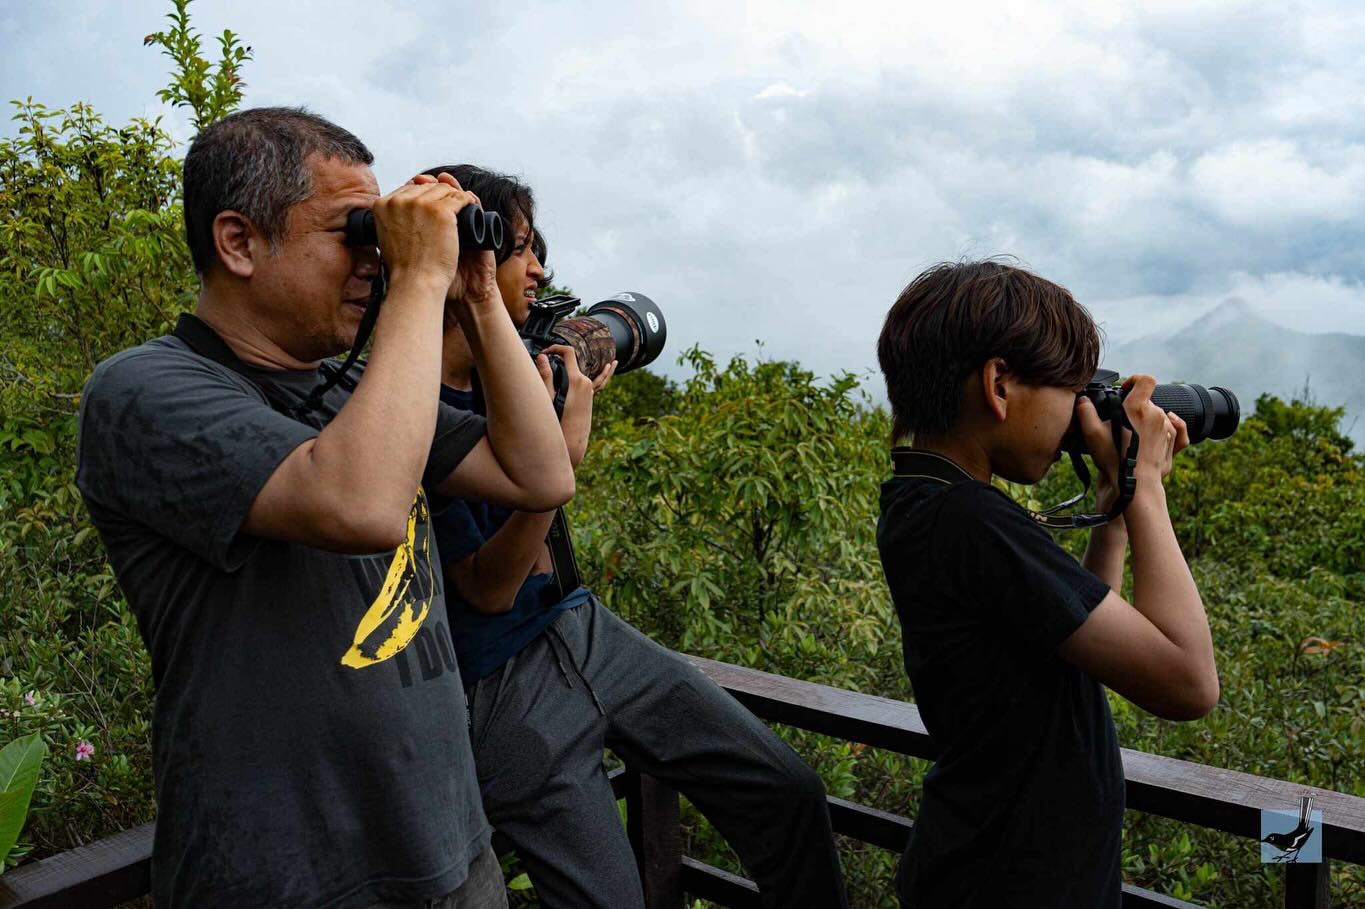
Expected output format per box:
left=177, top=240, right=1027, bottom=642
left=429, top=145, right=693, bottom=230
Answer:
left=0, top=822, right=153, bottom=909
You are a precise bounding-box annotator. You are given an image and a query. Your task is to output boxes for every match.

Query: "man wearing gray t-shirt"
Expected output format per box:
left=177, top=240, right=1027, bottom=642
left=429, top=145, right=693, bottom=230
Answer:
left=75, top=108, right=573, bottom=908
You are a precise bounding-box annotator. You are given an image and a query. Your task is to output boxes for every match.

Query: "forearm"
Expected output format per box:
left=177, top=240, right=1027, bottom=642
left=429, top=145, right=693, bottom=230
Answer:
left=452, top=510, right=556, bottom=613
left=308, top=274, right=448, bottom=524
left=1124, top=476, right=1216, bottom=677
left=1082, top=517, right=1127, bottom=592
left=456, top=299, right=572, bottom=488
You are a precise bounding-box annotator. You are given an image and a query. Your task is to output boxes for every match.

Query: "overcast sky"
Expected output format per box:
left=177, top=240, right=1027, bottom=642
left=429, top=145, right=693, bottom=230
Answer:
left=3, top=0, right=1363, bottom=393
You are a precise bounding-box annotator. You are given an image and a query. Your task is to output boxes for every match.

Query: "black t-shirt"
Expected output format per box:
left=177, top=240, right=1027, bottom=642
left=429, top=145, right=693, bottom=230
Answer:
left=76, top=336, right=491, bottom=908
left=877, top=472, right=1123, bottom=909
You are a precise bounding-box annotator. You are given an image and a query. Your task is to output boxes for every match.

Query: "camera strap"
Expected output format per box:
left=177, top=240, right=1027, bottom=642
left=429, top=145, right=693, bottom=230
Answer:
left=889, top=447, right=975, bottom=485
left=545, top=508, right=582, bottom=602
left=171, top=313, right=366, bottom=422
left=296, top=269, right=387, bottom=415
left=1029, top=441, right=1135, bottom=531
left=890, top=442, right=1136, bottom=531
left=466, top=372, right=583, bottom=603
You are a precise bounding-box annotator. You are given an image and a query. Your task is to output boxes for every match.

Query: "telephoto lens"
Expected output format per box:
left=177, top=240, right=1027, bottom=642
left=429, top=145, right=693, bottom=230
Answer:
left=1144, top=382, right=1240, bottom=444
left=1063, top=369, right=1240, bottom=455
left=547, top=292, right=667, bottom=380
left=343, top=206, right=505, bottom=253
left=1072, top=369, right=1240, bottom=447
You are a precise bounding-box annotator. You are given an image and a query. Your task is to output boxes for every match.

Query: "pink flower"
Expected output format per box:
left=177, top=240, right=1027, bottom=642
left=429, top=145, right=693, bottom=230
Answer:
left=24, top=691, right=37, bottom=706
left=74, top=740, right=95, bottom=762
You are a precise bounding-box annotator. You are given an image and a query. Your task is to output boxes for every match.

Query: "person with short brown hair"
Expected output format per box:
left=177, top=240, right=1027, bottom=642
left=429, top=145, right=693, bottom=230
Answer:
left=876, top=259, right=1218, bottom=907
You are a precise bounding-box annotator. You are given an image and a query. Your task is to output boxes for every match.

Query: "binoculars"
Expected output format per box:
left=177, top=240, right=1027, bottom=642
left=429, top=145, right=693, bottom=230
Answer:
left=343, top=204, right=505, bottom=254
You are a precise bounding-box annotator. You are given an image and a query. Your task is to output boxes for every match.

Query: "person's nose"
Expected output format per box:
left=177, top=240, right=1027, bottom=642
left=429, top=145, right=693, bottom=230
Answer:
left=528, top=254, right=545, bottom=283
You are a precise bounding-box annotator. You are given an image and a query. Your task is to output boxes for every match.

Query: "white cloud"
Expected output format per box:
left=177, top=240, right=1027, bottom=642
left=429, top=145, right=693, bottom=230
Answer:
left=1189, top=140, right=1365, bottom=226
left=2, top=0, right=1364, bottom=409
left=1089, top=271, right=1365, bottom=345
left=755, top=82, right=808, bottom=101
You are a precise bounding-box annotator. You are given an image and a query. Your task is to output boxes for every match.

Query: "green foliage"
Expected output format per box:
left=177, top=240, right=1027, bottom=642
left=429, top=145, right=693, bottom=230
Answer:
left=590, top=367, right=678, bottom=428
left=0, top=100, right=190, bottom=394
left=143, top=0, right=253, bottom=131
left=576, top=348, right=899, bottom=693
left=0, top=96, right=184, bottom=873
left=1122, top=825, right=1218, bottom=903
left=0, top=0, right=231, bottom=872
left=572, top=349, right=912, bottom=905
left=0, top=733, right=47, bottom=871
left=537, top=282, right=575, bottom=300
left=1252, top=392, right=1354, bottom=455
left=1, top=2, right=1362, bottom=906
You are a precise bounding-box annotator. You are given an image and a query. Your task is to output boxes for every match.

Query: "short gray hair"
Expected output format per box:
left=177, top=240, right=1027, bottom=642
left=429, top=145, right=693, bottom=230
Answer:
left=182, top=107, right=374, bottom=276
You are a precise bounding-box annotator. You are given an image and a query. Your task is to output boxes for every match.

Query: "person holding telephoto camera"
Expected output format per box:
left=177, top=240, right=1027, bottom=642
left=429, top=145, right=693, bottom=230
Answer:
left=425, top=164, right=848, bottom=909
left=75, top=108, right=576, bottom=907
left=875, top=260, right=1224, bottom=908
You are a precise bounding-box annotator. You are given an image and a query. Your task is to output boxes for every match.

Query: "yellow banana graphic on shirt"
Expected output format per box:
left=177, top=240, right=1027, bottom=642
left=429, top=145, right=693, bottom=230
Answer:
left=340, top=491, right=433, bottom=669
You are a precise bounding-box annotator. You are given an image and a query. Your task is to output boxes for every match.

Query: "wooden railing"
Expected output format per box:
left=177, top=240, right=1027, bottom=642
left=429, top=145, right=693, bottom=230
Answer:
left=648, top=658, right=1365, bottom=909
left=2, top=657, right=1362, bottom=908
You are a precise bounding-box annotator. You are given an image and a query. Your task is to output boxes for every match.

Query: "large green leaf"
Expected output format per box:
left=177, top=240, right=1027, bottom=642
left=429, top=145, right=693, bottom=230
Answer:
left=0, top=734, right=48, bottom=869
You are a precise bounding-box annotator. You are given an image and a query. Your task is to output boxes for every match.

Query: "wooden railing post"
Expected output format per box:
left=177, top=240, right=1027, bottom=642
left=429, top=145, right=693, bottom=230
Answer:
left=624, top=770, right=684, bottom=909
left=1283, top=860, right=1329, bottom=909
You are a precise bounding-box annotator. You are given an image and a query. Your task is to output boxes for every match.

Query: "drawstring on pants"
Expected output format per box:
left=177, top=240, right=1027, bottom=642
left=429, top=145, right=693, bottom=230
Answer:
left=547, top=623, right=606, bottom=717
left=545, top=630, right=574, bottom=688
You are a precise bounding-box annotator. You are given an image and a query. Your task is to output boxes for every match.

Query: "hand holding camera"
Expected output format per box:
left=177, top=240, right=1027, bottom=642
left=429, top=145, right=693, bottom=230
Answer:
left=519, top=292, right=665, bottom=417
left=1077, top=375, right=1190, bottom=512
left=534, top=344, right=614, bottom=469
left=1040, top=369, right=1237, bottom=528
left=1119, top=375, right=1191, bottom=481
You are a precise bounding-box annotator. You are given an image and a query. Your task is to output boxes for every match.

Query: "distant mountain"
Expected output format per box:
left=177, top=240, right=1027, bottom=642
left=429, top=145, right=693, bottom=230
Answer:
left=1106, top=298, right=1365, bottom=443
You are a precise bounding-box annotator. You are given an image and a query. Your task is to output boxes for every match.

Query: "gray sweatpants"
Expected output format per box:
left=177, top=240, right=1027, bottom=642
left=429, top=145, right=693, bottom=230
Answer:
left=467, top=597, right=847, bottom=909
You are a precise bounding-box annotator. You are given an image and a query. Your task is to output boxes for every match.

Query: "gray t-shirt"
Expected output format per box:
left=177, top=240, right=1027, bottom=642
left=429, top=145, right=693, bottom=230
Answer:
left=76, top=333, right=491, bottom=908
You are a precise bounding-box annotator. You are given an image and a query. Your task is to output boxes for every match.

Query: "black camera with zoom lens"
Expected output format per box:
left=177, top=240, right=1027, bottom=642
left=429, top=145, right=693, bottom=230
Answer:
left=1025, top=369, right=1242, bottom=529
left=343, top=205, right=506, bottom=255
left=518, top=292, right=667, bottom=416
left=1063, top=369, right=1241, bottom=454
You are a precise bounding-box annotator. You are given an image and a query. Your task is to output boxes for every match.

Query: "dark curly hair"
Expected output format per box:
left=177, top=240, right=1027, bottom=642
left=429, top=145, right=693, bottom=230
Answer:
left=420, top=164, right=553, bottom=286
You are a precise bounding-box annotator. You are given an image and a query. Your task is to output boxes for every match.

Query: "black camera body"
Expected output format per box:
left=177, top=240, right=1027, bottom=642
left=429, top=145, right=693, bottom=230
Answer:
left=1064, top=369, right=1241, bottom=454
left=519, top=292, right=667, bottom=416
left=1020, top=369, right=1244, bottom=529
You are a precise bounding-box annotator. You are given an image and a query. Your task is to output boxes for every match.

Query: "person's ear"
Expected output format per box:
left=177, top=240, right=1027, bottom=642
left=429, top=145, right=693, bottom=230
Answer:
left=980, top=357, right=1011, bottom=423
left=212, top=210, right=260, bottom=279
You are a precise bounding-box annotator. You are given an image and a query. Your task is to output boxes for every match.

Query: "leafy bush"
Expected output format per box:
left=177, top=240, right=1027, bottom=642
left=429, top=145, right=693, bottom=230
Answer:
left=0, top=733, right=46, bottom=868
left=0, top=0, right=236, bottom=869
left=0, top=2, right=1361, bottom=906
